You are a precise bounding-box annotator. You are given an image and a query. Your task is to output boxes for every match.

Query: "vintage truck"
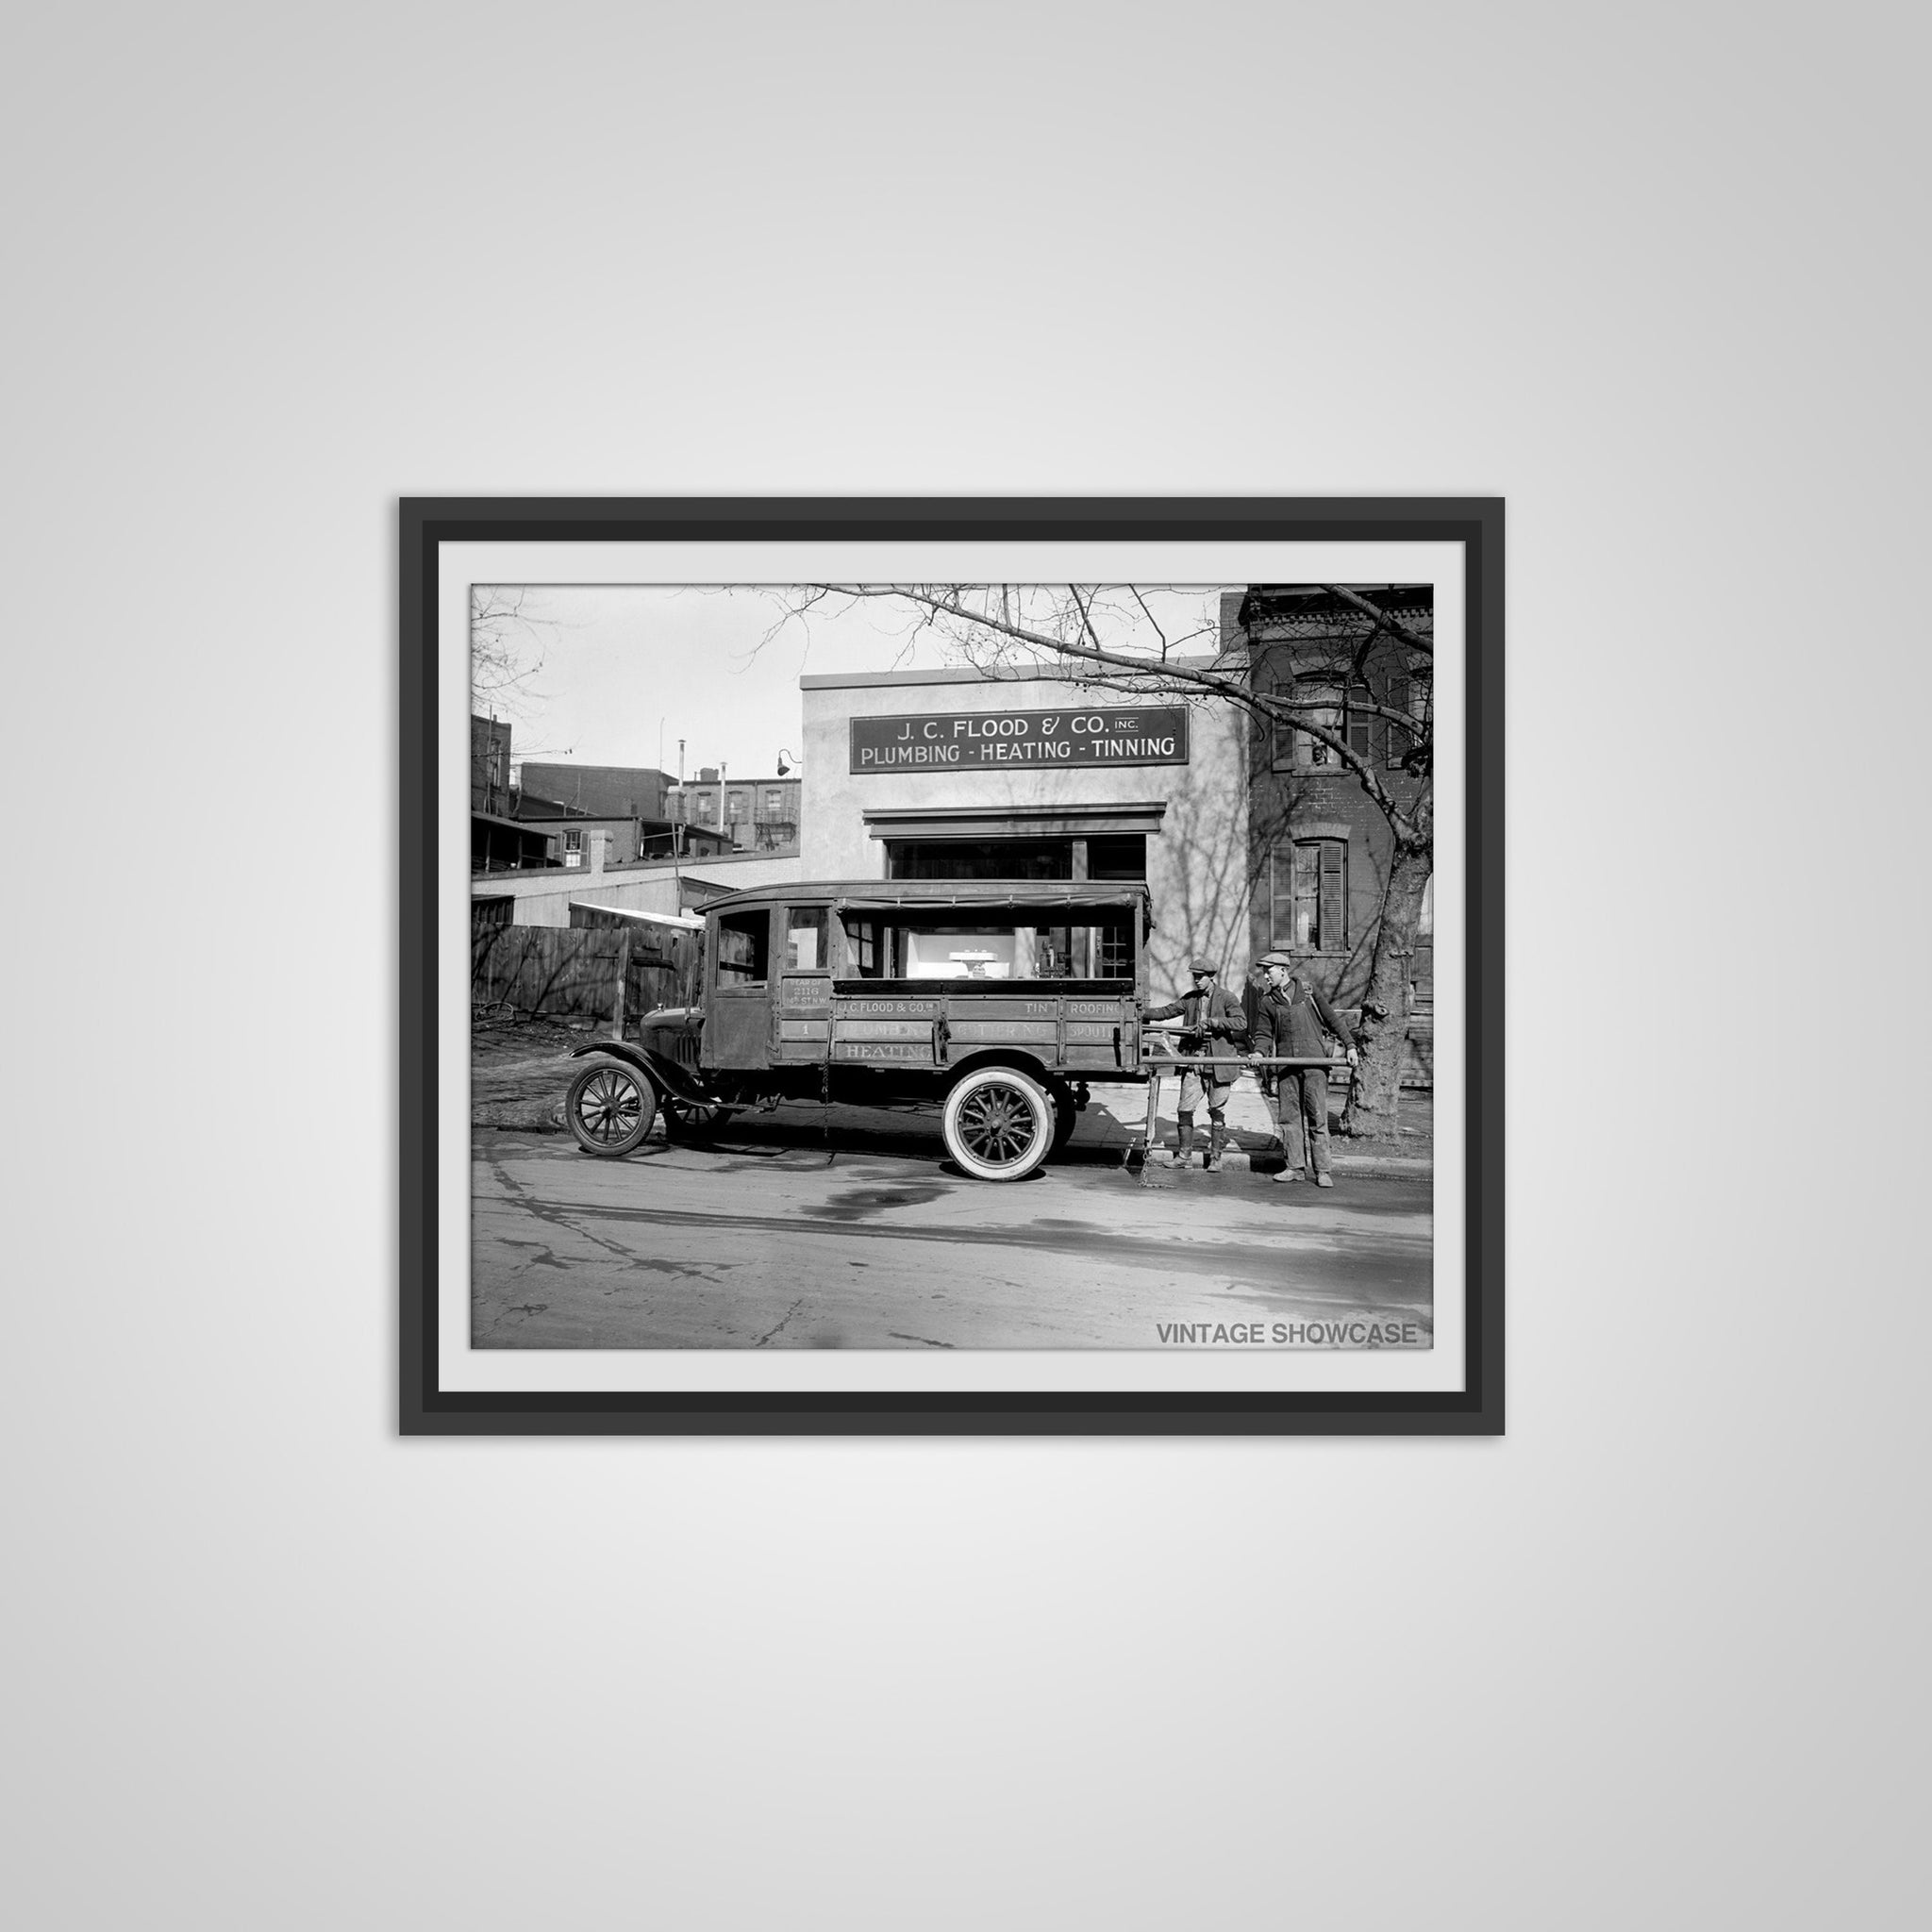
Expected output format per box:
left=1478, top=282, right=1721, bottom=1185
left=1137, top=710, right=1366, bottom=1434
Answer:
left=562, top=876, right=1158, bottom=1181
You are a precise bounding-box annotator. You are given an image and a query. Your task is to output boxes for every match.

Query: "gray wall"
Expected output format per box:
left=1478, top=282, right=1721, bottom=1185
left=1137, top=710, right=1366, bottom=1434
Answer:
left=8, top=8, right=1920, bottom=1932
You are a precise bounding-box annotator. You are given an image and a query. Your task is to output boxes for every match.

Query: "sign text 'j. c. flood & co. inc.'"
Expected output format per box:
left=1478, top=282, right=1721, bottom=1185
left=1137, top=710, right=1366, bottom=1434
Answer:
left=850, top=707, right=1190, bottom=774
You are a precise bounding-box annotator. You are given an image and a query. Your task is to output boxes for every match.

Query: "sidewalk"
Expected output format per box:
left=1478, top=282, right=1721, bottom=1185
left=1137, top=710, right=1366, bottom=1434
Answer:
left=1106, top=1070, right=1433, bottom=1178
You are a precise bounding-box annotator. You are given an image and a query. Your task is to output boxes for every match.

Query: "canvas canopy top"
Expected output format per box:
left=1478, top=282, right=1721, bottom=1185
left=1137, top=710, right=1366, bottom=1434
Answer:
left=699, top=877, right=1155, bottom=924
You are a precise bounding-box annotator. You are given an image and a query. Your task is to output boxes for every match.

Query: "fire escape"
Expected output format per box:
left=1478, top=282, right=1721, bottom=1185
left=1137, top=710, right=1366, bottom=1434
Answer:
left=753, top=791, right=798, bottom=853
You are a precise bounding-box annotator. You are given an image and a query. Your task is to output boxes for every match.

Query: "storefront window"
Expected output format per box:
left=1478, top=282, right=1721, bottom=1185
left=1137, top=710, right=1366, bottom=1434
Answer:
left=1096, top=921, right=1133, bottom=978
left=1086, top=835, right=1146, bottom=880
left=887, top=839, right=1071, bottom=880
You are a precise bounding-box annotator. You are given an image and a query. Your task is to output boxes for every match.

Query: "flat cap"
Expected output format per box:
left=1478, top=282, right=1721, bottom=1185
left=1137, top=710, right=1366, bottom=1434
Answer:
left=1257, top=951, right=1294, bottom=969
left=1189, top=959, right=1220, bottom=975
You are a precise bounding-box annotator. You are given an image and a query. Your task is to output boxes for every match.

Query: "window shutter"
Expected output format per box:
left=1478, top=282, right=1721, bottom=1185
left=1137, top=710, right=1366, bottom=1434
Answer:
left=1320, top=841, right=1345, bottom=949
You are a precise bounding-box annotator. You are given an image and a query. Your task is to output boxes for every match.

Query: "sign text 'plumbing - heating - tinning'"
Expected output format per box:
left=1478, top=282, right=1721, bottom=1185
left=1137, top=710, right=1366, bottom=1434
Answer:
left=850, top=708, right=1190, bottom=774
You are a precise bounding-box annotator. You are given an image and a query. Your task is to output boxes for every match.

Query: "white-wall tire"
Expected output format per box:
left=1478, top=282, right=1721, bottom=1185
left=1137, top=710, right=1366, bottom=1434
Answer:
left=941, top=1066, right=1054, bottom=1181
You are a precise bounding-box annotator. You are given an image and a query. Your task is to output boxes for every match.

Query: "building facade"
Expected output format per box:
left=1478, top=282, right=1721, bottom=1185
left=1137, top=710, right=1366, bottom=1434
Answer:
left=1233, top=584, right=1434, bottom=1074
left=471, top=715, right=513, bottom=813
left=675, top=769, right=801, bottom=854
left=518, top=761, right=674, bottom=823
left=507, top=792, right=735, bottom=869
left=798, top=662, right=1250, bottom=993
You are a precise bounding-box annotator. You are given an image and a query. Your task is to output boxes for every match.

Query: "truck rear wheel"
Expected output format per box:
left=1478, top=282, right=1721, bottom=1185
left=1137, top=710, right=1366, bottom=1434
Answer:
left=661, top=1098, right=736, bottom=1142
left=941, top=1067, right=1053, bottom=1182
left=1046, top=1079, right=1080, bottom=1153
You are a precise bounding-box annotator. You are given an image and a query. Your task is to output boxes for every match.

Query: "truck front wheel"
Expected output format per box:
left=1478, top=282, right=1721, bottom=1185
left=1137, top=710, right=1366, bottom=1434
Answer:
left=566, top=1058, right=658, bottom=1157
left=941, top=1067, right=1054, bottom=1181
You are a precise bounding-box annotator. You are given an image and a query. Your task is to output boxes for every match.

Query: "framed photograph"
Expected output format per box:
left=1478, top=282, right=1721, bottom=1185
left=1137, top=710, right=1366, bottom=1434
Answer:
left=401, top=499, right=1503, bottom=1433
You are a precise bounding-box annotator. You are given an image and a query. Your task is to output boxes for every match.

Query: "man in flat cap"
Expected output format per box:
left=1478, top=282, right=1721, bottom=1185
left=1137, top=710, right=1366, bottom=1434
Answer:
left=1141, top=960, right=1248, bottom=1170
left=1248, top=953, right=1358, bottom=1187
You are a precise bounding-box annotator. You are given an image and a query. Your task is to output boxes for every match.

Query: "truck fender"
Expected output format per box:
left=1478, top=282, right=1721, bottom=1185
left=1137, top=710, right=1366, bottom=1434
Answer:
left=568, top=1040, right=712, bottom=1106
left=941, top=1046, right=1053, bottom=1089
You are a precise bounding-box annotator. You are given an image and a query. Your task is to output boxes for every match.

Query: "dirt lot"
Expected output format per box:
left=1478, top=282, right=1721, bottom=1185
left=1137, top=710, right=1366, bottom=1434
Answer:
left=471, top=1015, right=608, bottom=1131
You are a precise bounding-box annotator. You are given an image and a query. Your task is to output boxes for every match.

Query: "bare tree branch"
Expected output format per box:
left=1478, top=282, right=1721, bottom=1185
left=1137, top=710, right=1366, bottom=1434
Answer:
left=1323, top=583, right=1434, bottom=658
left=796, top=583, right=1427, bottom=846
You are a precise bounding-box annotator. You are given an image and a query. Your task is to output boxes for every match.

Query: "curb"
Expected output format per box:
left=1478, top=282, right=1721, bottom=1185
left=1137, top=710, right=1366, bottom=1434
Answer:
left=1142, top=1149, right=1433, bottom=1180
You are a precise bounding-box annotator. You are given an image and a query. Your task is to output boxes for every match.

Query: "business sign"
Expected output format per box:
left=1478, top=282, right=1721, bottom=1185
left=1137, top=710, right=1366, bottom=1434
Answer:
left=850, top=707, right=1190, bottom=774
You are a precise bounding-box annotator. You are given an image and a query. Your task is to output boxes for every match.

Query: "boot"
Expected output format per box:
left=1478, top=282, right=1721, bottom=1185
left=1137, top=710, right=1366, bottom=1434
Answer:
left=1174, top=1118, right=1196, bottom=1169
left=1203, top=1124, right=1226, bottom=1172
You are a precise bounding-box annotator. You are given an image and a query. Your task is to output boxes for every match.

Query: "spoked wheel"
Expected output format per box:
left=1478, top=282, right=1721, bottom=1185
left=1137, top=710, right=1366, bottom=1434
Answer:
left=565, top=1058, right=658, bottom=1157
left=941, top=1067, right=1054, bottom=1182
left=660, top=1098, right=737, bottom=1142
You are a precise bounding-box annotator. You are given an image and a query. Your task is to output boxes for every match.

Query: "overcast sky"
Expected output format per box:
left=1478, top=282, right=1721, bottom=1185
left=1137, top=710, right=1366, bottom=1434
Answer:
left=475, top=585, right=1225, bottom=782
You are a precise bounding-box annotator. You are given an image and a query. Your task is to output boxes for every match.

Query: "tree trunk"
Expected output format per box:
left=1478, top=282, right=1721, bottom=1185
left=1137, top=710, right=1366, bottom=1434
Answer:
left=1341, top=841, right=1432, bottom=1140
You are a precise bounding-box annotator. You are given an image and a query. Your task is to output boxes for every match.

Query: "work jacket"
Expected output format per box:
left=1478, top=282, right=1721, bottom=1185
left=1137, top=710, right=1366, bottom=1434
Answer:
left=1143, top=983, right=1249, bottom=1055
left=1249, top=976, right=1357, bottom=1069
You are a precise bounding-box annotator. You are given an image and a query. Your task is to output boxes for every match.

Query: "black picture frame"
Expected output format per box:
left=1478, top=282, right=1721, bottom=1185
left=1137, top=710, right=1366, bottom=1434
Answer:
left=401, top=498, right=1503, bottom=1434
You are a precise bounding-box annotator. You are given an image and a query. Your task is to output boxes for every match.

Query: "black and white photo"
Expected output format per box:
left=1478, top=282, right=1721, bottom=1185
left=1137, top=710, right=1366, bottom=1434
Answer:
left=401, top=500, right=1503, bottom=1430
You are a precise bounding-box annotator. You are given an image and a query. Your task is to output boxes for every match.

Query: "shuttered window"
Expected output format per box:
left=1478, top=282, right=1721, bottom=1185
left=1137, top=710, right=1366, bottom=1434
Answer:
left=1385, top=672, right=1429, bottom=767
left=1271, top=839, right=1348, bottom=952
left=1268, top=681, right=1295, bottom=770
left=1345, top=684, right=1374, bottom=759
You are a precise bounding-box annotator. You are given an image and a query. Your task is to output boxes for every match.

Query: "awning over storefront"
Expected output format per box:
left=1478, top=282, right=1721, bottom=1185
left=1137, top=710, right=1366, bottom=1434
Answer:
left=698, top=877, right=1151, bottom=917
left=860, top=802, right=1168, bottom=841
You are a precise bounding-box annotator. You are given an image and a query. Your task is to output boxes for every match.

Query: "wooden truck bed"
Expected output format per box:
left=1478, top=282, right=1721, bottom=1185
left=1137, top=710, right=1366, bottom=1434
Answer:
left=774, top=979, right=1143, bottom=1078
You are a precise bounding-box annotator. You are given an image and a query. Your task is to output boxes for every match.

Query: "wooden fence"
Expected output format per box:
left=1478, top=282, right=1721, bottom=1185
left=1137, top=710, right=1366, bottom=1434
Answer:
left=471, top=918, right=703, bottom=1029
left=471, top=924, right=630, bottom=1023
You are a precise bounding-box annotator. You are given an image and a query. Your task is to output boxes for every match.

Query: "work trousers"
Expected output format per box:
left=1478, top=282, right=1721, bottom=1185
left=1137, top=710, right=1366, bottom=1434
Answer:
left=1176, top=1066, right=1235, bottom=1113
left=1270, top=1067, right=1335, bottom=1175
left=1143, top=1065, right=1235, bottom=1143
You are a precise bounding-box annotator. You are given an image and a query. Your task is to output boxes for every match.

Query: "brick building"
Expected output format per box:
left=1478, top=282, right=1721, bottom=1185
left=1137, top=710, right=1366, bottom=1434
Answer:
left=518, top=761, right=675, bottom=823
left=508, top=789, right=734, bottom=867
left=1233, top=585, right=1434, bottom=1070
left=471, top=715, right=513, bottom=813
left=674, top=768, right=801, bottom=854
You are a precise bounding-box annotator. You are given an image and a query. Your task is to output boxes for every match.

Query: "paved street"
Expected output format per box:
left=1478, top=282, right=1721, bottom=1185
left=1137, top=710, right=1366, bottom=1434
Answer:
left=472, top=1104, right=1433, bottom=1352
